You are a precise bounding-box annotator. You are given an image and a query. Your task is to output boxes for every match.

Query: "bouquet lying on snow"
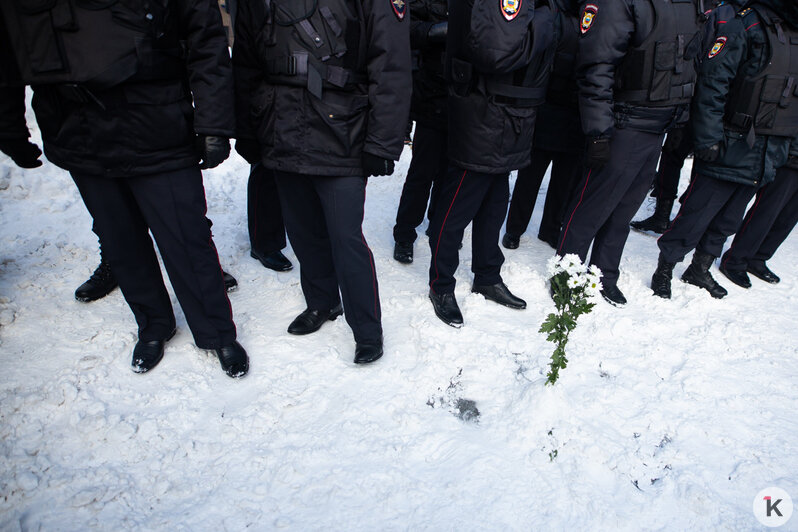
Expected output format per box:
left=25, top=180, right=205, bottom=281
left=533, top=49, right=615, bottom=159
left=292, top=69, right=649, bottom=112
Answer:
left=540, top=254, right=602, bottom=385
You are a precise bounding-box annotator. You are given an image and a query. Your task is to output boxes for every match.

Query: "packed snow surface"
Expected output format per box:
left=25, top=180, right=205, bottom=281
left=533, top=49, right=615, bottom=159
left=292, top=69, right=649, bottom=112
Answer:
left=1, top=116, right=796, bottom=530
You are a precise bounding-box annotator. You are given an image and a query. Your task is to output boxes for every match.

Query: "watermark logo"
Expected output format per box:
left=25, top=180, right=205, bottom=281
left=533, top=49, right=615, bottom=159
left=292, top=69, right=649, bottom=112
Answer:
left=753, top=487, right=793, bottom=528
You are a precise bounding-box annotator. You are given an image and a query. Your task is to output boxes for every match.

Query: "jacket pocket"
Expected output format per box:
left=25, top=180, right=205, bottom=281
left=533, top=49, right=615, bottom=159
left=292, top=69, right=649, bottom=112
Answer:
left=122, top=82, right=193, bottom=153
left=717, top=129, right=756, bottom=173
left=499, top=104, right=536, bottom=158
left=251, top=84, right=276, bottom=148
left=649, top=41, right=676, bottom=102
left=306, top=91, right=368, bottom=157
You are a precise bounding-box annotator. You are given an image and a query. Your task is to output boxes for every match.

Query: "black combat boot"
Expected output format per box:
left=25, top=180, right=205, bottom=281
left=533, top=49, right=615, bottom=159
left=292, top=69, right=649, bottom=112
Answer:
left=651, top=254, right=676, bottom=299
left=681, top=250, right=727, bottom=298
left=75, top=255, right=118, bottom=302
left=630, top=198, right=674, bottom=234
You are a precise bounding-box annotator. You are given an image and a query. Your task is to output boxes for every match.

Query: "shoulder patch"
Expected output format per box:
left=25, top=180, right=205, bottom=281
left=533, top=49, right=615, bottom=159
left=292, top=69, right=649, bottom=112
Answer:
left=391, top=0, right=406, bottom=20
left=581, top=4, right=598, bottom=34
left=708, top=36, right=727, bottom=58
left=501, top=0, right=522, bottom=21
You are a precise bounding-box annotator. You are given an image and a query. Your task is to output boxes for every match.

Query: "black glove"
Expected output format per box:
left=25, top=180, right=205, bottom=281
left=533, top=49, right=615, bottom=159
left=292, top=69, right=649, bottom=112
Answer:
left=427, top=22, right=448, bottom=43
left=0, top=138, right=43, bottom=168
left=584, top=136, right=611, bottom=170
left=695, top=143, right=720, bottom=163
left=197, top=135, right=230, bottom=170
left=235, top=138, right=261, bottom=165
left=362, top=152, right=395, bottom=177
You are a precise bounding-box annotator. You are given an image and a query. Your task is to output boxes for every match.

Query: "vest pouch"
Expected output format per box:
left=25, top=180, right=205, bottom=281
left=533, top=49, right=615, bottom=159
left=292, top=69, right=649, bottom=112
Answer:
left=755, top=75, right=785, bottom=129
left=450, top=57, right=474, bottom=96
left=12, top=0, right=67, bottom=74
left=650, top=41, right=676, bottom=102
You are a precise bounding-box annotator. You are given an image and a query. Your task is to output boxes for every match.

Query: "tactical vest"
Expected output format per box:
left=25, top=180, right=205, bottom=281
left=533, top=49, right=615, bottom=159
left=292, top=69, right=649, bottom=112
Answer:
left=0, top=0, right=182, bottom=89
left=449, top=4, right=557, bottom=108
left=255, top=0, right=367, bottom=99
left=725, top=7, right=798, bottom=138
left=615, top=0, right=704, bottom=107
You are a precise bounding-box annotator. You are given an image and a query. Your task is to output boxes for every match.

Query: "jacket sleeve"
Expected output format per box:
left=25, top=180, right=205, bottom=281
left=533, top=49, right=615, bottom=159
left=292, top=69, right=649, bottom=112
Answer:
left=231, top=0, right=264, bottom=141
left=576, top=0, right=635, bottom=138
left=0, top=86, right=29, bottom=140
left=362, top=0, right=413, bottom=160
left=177, top=0, right=236, bottom=137
left=691, top=17, right=748, bottom=150
left=465, top=0, right=541, bottom=74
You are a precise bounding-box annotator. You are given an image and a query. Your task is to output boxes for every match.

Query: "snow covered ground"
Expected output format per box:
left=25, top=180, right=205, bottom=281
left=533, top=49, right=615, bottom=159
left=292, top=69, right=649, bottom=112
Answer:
left=1, top=114, right=796, bottom=530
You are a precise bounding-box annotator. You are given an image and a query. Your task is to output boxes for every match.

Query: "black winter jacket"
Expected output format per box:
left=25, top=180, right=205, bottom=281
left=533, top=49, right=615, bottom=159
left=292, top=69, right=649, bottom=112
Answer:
left=0, top=0, right=235, bottom=178
left=692, top=2, right=797, bottom=186
left=409, top=0, right=448, bottom=129
left=447, top=0, right=557, bottom=174
left=576, top=0, right=704, bottom=139
left=233, top=0, right=412, bottom=177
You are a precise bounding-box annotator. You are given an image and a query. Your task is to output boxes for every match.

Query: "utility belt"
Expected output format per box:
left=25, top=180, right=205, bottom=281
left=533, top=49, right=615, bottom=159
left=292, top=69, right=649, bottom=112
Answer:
left=451, top=58, right=546, bottom=108
left=264, top=53, right=367, bottom=98
left=615, top=82, right=695, bottom=106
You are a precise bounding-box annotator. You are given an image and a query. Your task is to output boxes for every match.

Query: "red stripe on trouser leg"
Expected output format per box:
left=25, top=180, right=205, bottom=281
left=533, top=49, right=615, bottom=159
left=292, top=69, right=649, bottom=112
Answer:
left=430, top=170, right=467, bottom=293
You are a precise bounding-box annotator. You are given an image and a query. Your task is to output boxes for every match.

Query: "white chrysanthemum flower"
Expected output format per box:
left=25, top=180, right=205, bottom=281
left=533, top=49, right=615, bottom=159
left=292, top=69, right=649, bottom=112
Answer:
left=546, top=255, right=562, bottom=276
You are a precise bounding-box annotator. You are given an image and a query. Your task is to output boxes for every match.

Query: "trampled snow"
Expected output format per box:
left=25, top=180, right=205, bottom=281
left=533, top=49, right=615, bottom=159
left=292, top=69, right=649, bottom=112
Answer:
left=1, top=114, right=796, bottom=530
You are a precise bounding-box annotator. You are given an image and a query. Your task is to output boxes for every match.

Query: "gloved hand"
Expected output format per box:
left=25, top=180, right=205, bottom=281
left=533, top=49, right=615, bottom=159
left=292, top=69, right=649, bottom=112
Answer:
left=362, top=152, right=395, bottom=177
left=695, top=143, right=720, bottom=163
left=197, top=135, right=230, bottom=170
left=234, top=138, right=261, bottom=165
left=584, top=136, right=611, bottom=170
left=0, top=138, right=43, bottom=168
left=427, top=22, right=448, bottom=43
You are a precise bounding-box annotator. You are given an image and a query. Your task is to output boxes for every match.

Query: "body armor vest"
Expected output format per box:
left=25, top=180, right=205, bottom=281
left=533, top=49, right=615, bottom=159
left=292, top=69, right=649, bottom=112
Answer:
left=0, top=0, right=181, bottom=89
left=725, top=6, right=798, bottom=138
left=449, top=4, right=556, bottom=108
left=615, top=0, right=704, bottom=107
left=256, top=0, right=367, bottom=99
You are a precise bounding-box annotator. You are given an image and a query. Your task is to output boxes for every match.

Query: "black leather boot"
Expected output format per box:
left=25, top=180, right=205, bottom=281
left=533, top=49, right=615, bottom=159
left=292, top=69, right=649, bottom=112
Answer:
left=287, top=304, right=344, bottom=335
left=631, top=198, right=674, bottom=234
left=393, top=241, right=413, bottom=264
left=215, top=341, right=249, bottom=378
left=131, top=329, right=177, bottom=373
left=471, top=282, right=526, bottom=309
left=651, top=254, right=676, bottom=299
left=682, top=250, right=727, bottom=298
left=354, top=336, right=383, bottom=364
left=719, top=264, right=751, bottom=289
left=75, top=255, right=118, bottom=302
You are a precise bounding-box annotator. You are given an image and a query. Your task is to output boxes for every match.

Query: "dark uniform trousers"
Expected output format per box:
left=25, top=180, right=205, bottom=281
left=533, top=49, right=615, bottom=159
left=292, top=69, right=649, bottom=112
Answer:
left=657, top=172, right=757, bottom=263
left=721, top=166, right=798, bottom=271
left=428, top=166, right=508, bottom=294
left=71, top=167, right=237, bottom=349
left=557, top=128, right=664, bottom=287
left=247, top=162, right=287, bottom=255
left=393, top=123, right=447, bottom=244
left=652, top=126, right=694, bottom=201
left=273, top=171, right=382, bottom=343
left=505, top=148, right=583, bottom=244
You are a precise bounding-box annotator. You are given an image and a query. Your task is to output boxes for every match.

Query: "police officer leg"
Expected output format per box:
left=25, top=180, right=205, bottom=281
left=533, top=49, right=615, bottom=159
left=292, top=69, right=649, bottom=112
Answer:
left=428, top=167, right=495, bottom=326
left=538, top=152, right=582, bottom=248
left=751, top=170, right=798, bottom=274
left=590, top=134, right=663, bottom=291
left=313, top=175, right=383, bottom=344
left=558, top=128, right=644, bottom=262
left=394, top=124, right=448, bottom=246
left=504, top=150, right=552, bottom=245
left=657, top=174, right=739, bottom=264
left=127, top=167, right=237, bottom=349
left=696, top=184, right=757, bottom=261
left=248, top=163, right=288, bottom=259
left=273, top=171, right=341, bottom=313
left=721, top=167, right=798, bottom=275
left=472, top=173, right=526, bottom=309
left=71, top=173, right=176, bottom=342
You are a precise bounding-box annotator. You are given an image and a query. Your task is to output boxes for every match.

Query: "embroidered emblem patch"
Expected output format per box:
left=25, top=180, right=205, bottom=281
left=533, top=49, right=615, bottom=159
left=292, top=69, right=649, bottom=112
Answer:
left=708, top=36, right=727, bottom=59
left=501, top=0, right=522, bottom=21
left=581, top=4, right=598, bottom=34
left=391, top=0, right=406, bottom=20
